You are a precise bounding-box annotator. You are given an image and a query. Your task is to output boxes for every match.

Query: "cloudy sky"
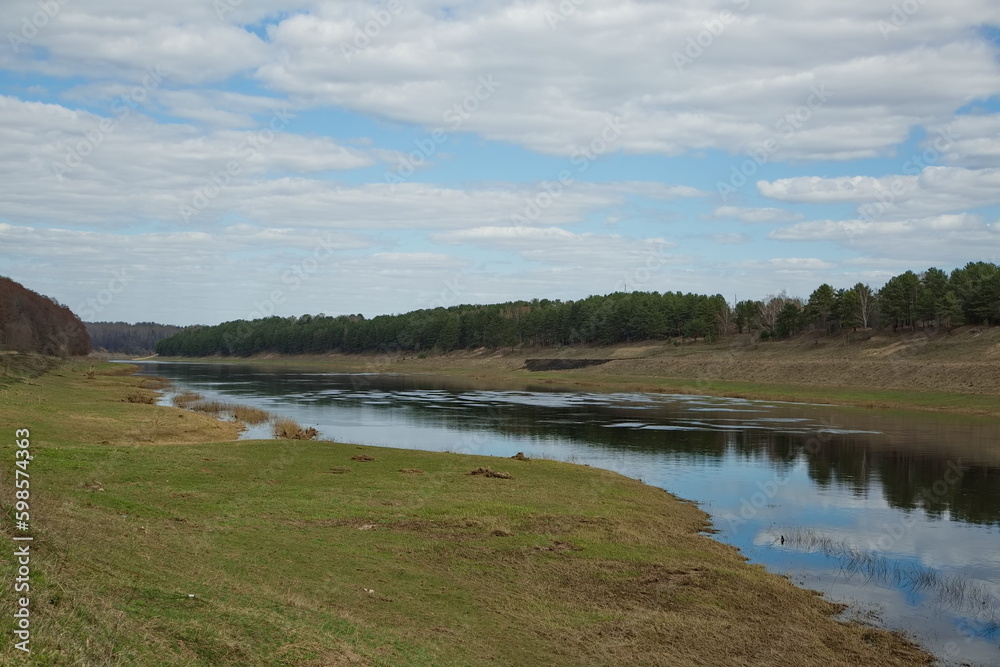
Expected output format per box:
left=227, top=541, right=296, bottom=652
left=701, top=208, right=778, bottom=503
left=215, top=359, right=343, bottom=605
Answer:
left=1, top=0, right=999, bottom=325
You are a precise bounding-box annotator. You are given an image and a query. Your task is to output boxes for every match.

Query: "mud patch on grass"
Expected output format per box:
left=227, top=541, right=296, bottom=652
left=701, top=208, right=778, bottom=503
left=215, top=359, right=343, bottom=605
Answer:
left=282, top=517, right=376, bottom=529
left=351, top=454, right=376, bottom=462
left=469, top=467, right=512, bottom=479
left=385, top=518, right=487, bottom=541
left=523, top=514, right=613, bottom=535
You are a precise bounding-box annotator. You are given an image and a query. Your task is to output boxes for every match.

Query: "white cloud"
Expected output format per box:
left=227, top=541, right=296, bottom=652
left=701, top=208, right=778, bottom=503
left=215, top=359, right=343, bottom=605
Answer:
left=711, top=206, right=804, bottom=223
left=710, top=233, right=749, bottom=244
left=0, top=95, right=393, bottom=225
left=434, top=225, right=679, bottom=267
left=732, top=257, right=837, bottom=272
left=255, top=0, right=1000, bottom=159
left=924, top=113, right=1000, bottom=169
left=758, top=167, right=1000, bottom=220
left=2, top=0, right=999, bottom=160
left=769, top=213, right=1000, bottom=263
left=0, top=219, right=374, bottom=323
left=757, top=175, right=907, bottom=204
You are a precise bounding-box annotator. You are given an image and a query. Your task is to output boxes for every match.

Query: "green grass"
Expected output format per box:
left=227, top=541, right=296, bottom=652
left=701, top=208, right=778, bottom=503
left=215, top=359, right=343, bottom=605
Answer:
left=0, top=361, right=932, bottom=665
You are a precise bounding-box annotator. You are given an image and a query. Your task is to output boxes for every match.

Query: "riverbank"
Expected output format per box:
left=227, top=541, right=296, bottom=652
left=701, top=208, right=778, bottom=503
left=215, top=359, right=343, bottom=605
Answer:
left=152, top=324, right=1000, bottom=418
left=1, top=361, right=932, bottom=665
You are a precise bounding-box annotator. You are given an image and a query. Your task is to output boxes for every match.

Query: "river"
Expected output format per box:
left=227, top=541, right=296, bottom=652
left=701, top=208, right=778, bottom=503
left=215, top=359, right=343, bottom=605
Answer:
left=135, top=361, right=1000, bottom=665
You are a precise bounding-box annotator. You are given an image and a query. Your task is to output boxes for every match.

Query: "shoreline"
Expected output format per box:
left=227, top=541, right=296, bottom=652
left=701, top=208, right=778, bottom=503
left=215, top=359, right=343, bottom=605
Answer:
left=1, top=359, right=934, bottom=665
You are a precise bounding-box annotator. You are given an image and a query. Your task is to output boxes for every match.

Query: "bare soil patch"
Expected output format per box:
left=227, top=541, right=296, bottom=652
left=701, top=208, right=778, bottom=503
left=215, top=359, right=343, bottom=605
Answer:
left=469, top=467, right=513, bottom=479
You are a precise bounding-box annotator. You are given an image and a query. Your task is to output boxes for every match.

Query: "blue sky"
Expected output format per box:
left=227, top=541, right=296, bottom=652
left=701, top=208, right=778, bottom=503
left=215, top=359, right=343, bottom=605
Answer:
left=1, top=0, right=999, bottom=325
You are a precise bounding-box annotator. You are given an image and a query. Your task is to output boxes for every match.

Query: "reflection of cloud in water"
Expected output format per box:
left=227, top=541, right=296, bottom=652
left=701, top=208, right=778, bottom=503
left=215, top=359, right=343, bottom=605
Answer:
left=755, top=528, right=1000, bottom=665
left=760, top=529, right=999, bottom=626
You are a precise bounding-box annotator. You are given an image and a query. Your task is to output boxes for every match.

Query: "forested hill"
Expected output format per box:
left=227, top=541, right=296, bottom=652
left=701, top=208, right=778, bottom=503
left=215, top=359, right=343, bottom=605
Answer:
left=155, top=262, right=1000, bottom=358
left=86, top=322, right=184, bottom=355
left=0, top=277, right=91, bottom=356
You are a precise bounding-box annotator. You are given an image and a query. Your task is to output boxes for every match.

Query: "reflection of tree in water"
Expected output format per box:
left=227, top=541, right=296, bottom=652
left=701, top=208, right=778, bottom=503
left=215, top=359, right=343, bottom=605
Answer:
left=144, top=363, right=1000, bottom=527
left=803, top=439, right=1000, bottom=526
left=878, top=457, right=1000, bottom=526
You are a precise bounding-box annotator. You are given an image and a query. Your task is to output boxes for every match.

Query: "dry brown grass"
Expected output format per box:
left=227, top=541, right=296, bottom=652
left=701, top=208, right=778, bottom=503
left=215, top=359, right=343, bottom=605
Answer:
left=230, top=404, right=270, bottom=424
left=123, top=389, right=157, bottom=404
left=171, top=391, right=203, bottom=408
left=272, top=418, right=300, bottom=438
left=272, top=418, right=318, bottom=440
left=175, top=396, right=272, bottom=426
left=139, top=375, right=172, bottom=389
left=189, top=400, right=227, bottom=416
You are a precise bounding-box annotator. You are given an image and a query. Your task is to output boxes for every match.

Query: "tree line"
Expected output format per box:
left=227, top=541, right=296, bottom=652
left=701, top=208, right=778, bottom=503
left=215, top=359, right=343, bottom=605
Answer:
left=0, top=276, right=91, bottom=356
left=739, top=261, right=999, bottom=340
left=86, top=321, right=185, bottom=355
left=155, top=261, right=1000, bottom=357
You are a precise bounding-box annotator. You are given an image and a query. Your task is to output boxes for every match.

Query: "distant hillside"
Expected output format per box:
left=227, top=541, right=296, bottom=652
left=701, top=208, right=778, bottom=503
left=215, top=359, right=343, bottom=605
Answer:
left=86, top=321, right=184, bottom=355
left=0, top=276, right=91, bottom=356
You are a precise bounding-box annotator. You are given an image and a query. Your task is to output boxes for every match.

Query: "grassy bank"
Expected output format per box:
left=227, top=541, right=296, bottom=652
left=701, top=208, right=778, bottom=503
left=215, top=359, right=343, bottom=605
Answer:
left=0, top=352, right=64, bottom=388
left=154, top=325, right=1000, bottom=417
left=0, top=361, right=931, bottom=665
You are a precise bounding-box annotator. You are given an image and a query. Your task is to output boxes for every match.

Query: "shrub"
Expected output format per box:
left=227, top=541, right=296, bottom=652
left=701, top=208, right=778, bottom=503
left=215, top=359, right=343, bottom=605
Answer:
left=273, top=419, right=320, bottom=440
left=230, top=405, right=271, bottom=424
left=124, top=390, right=156, bottom=404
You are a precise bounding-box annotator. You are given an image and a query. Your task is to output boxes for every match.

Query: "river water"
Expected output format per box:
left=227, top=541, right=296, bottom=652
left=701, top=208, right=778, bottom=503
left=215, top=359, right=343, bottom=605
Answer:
left=135, top=361, right=1000, bottom=665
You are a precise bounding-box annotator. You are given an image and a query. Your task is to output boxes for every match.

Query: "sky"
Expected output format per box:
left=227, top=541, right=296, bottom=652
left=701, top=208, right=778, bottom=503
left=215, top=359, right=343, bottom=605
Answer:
left=1, top=0, right=999, bottom=326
